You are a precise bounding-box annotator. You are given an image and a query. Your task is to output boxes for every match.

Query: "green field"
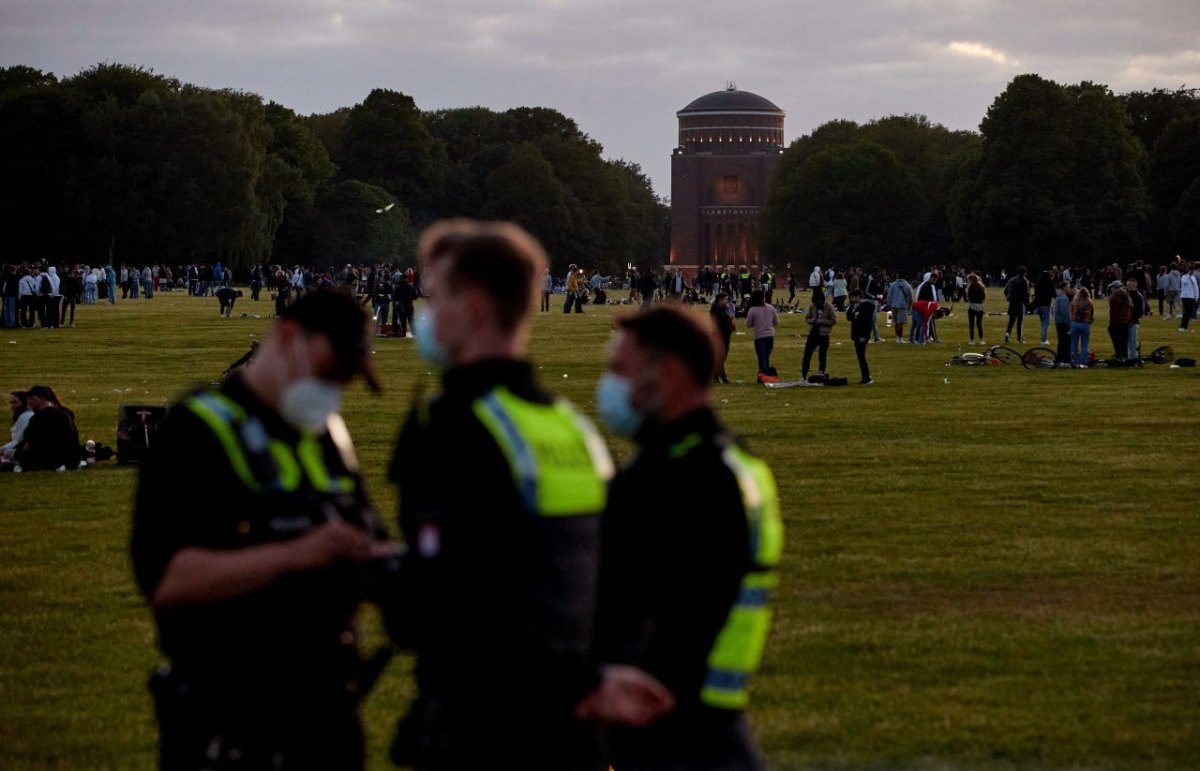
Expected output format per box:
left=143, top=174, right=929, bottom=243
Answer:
left=2, top=290, right=1198, bottom=770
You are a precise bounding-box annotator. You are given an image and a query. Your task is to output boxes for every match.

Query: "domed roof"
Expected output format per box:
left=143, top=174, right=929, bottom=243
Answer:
left=678, top=87, right=783, bottom=115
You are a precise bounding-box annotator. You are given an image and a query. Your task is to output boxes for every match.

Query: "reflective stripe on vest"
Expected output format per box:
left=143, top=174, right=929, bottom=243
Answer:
left=472, top=386, right=612, bottom=517
left=701, top=444, right=784, bottom=710
left=186, top=393, right=260, bottom=491
left=184, top=392, right=355, bottom=494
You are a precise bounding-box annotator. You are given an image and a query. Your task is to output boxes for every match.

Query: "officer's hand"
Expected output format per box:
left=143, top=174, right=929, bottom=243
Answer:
left=293, top=520, right=373, bottom=570
left=574, top=664, right=676, bottom=727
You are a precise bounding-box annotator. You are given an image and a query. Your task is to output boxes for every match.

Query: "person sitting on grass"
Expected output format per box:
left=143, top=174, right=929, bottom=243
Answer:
left=1, top=389, right=33, bottom=466
left=12, top=385, right=79, bottom=472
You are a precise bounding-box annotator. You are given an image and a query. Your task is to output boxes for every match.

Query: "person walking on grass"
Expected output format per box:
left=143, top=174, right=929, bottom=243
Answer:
left=745, top=289, right=778, bottom=376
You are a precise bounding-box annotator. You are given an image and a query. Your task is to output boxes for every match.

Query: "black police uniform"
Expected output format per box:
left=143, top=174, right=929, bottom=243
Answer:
left=387, top=359, right=606, bottom=771
left=131, top=376, right=389, bottom=771
left=595, top=408, right=768, bottom=771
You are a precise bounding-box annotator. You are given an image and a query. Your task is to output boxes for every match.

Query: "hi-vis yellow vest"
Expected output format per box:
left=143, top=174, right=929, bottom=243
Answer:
left=700, top=443, right=784, bottom=710
left=184, top=392, right=356, bottom=494
left=472, top=386, right=613, bottom=516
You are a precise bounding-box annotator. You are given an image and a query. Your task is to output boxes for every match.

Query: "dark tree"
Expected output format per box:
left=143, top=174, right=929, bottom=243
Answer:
left=1121, top=87, right=1200, bottom=152
left=949, top=75, right=1147, bottom=271
left=312, top=180, right=417, bottom=265
left=763, top=141, right=921, bottom=266
left=336, top=89, right=446, bottom=223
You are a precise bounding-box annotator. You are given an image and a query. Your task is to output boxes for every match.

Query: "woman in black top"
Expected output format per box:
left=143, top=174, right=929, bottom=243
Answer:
left=709, top=293, right=733, bottom=383
left=966, top=273, right=987, bottom=345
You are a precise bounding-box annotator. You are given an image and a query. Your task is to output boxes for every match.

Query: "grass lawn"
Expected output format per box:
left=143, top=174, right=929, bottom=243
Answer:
left=1, top=289, right=1198, bottom=770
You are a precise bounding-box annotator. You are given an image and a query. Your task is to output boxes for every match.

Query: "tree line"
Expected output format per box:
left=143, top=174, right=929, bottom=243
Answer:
left=0, top=63, right=667, bottom=275
left=762, top=75, right=1200, bottom=273
left=3, top=64, right=1195, bottom=276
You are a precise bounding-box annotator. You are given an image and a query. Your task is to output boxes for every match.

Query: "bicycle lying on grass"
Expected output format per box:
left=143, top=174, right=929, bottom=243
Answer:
left=945, top=344, right=1022, bottom=367
left=1093, top=345, right=1175, bottom=368
left=1021, top=345, right=1175, bottom=369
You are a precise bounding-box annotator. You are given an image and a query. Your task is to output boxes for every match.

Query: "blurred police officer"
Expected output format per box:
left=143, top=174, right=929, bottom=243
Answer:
left=387, top=220, right=672, bottom=770
left=592, top=306, right=784, bottom=770
left=131, top=289, right=395, bottom=770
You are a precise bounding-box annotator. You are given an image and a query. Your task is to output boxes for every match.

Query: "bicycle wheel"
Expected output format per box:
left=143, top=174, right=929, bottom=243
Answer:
left=1147, top=345, right=1175, bottom=364
left=946, top=353, right=987, bottom=367
left=987, top=345, right=1022, bottom=365
left=1022, top=347, right=1058, bottom=370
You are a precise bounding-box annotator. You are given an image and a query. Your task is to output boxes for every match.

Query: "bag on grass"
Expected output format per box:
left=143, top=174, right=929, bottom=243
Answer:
left=757, top=366, right=779, bottom=385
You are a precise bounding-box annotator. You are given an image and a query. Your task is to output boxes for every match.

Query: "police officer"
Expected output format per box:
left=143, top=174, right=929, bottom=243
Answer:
left=388, top=220, right=672, bottom=770
left=131, top=289, right=395, bottom=770
left=591, top=306, right=784, bottom=770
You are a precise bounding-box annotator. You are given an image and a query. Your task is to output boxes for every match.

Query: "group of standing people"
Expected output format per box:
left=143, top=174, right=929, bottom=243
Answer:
left=709, top=280, right=877, bottom=386
left=369, top=266, right=418, bottom=337
left=1, top=263, right=101, bottom=329
left=132, top=220, right=782, bottom=771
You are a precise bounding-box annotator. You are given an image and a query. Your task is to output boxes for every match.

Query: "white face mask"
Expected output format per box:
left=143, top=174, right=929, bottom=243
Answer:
left=280, top=378, right=341, bottom=433
left=279, top=335, right=341, bottom=432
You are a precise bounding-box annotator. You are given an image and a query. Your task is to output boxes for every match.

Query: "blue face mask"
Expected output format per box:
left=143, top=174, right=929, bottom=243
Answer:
left=414, top=308, right=450, bottom=368
left=596, top=372, right=643, bottom=437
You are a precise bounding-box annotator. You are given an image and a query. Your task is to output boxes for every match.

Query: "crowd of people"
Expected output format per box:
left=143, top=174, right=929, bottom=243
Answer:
left=686, top=257, right=1199, bottom=382
left=4, top=218, right=1195, bottom=770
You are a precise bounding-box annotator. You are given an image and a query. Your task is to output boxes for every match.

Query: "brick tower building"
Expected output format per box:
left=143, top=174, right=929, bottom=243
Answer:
left=670, top=85, right=785, bottom=273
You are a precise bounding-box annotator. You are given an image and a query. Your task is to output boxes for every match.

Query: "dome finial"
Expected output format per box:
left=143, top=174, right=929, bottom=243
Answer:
left=726, top=80, right=737, bottom=91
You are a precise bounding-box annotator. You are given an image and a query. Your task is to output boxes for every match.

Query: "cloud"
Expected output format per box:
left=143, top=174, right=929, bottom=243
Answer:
left=2, top=0, right=1198, bottom=194
left=1119, top=49, right=1200, bottom=88
left=946, top=41, right=1020, bottom=68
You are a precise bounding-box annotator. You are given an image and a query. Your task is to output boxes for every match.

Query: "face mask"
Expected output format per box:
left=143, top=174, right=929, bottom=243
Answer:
left=280, top=378, right=342, bottom=433
left=414, top=308, right=450, bottom=368
left=279, top=335, right=342, bottom=432
left=596, top=372, right=644, bottom=437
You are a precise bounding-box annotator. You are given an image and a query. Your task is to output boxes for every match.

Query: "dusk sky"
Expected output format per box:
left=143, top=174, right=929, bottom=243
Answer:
left=4, top=0, right=1199, bottom=196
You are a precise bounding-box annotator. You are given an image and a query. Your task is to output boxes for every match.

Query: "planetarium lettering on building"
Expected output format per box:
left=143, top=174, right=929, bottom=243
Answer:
left=670, top=84, right=785, bottom=273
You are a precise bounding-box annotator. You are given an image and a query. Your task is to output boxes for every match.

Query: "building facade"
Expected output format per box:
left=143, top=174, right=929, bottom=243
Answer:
left=670, top=85, right=785, bottom=273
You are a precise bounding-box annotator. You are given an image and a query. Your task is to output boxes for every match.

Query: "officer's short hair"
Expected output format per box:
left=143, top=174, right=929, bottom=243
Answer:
left=418, top=219, right=546, bottom=332
left=616, top=306, right=716, bottom=388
